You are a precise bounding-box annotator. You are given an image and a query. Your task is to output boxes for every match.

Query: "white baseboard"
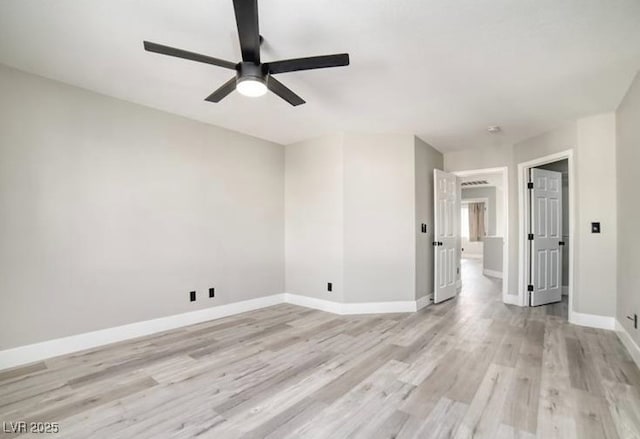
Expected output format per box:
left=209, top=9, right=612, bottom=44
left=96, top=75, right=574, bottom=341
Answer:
left=616, top=320, right=640, bottom=369
left=0, top=293, right=286, bottom=371
left=416, top=294, right=432, bottom=311
left=0, top=293, right=429, bottom=370
left=283, top=294, right=342, bottom=314
left=0, top=294, right=286, bottom=371
left=283, top=293, right=422, bottom=315
left=462, top=254, right=482, bottom=260
left=341, top=300, right=420, bottom=314
left=483, top=269, right=503, bottom=279
left=569, top=311, right=615, bottom=330
left=503, top=294, right=521, bottom=306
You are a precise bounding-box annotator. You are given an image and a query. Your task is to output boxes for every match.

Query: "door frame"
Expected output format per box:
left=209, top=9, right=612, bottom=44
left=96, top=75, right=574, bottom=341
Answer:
left=517, top=150, right=574, bottom=317
left=453, top=167, right=509, bottom=304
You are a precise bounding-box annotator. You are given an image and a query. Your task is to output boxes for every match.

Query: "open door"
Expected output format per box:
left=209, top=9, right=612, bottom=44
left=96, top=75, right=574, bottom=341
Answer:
left=434, top=169, right=460, bottom=303
left=529, top=168, right=563, bottom=306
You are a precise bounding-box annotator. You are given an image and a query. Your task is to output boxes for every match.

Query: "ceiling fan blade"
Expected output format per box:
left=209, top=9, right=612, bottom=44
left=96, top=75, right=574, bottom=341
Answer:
left=143, top=41, right=237, bottom=70
left=265, top=53, right=349, bottom=75
left=232, top=0, right=261, bottom=63
left=267, top=76, right=305, bottom=106
left=204, top=77, right=237, bottom=102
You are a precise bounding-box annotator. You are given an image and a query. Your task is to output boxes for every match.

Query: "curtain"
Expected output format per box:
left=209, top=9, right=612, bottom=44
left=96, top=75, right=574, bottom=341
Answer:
left=468, top=202, right=485, bottom=242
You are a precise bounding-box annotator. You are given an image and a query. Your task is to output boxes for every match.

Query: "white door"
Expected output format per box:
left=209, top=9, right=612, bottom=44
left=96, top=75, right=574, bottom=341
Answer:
left=529, top=168, right=563, bottom=306
left=434, top=169, right=460, bottom=303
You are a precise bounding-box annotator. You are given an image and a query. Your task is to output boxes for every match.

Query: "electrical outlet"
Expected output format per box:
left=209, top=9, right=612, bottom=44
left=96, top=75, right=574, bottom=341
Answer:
left=209, top=287, right=215, bottom=298
left=327, top=282, right=332, bottom=292
left=190, top=291, right=196, bottom=302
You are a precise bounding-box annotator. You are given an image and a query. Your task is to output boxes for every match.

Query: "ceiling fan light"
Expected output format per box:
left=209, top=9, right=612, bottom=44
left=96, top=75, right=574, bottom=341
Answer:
left=236, top=77, right=267, bottom=97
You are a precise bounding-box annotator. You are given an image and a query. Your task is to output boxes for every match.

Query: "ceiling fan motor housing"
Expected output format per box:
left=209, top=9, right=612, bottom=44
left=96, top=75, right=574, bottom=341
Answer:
left=237, top=62, right=267, bottom=85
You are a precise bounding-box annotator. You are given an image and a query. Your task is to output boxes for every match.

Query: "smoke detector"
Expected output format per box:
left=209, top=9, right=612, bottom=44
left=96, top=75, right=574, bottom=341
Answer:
left=487, top=125, right=502, bottom=134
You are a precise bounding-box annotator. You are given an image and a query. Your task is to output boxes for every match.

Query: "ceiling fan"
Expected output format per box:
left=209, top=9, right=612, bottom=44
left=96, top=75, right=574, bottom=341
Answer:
left=143, top=0, right=350, bottom=106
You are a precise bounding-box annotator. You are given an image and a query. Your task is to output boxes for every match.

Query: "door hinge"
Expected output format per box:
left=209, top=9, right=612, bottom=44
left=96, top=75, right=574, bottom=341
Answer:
left=527, top=284, right=534, bottom=292
left=527, top=182, right=534, bottom=189
left=528, top=233, right=534, bottom=241
left=559, top=241, right=565, bottom=246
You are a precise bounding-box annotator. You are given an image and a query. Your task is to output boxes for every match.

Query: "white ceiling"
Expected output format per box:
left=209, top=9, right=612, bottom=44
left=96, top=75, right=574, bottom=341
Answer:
left=0, top=0, right=639, bottom=151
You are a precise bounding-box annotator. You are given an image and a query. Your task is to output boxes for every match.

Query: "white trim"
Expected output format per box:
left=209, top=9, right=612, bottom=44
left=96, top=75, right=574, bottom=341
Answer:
left=462, top=253, right=482, bottom=260
left=503, top=294, right=520, bottom=306
left=616, top=320, right=640, bottom=369
left=341, top=300, right=420, bottom=314
left=416, top=294, right=432, bottom=310
left=0, top=293, right=429, bottom=370
left=461, top=197, right=489, bottom=204
left=283, top=294, right=342, bottom=314
left=0, top=293, right=286, bottom=371
left=283, top=293, right=421, bottom=315
left=518, top=150, right=575, bottom=315
left=569, top=311, right=615, bottom=330
left=453, top=167, right=509, bottom=305
left=483, top=268, right=503, bottom=279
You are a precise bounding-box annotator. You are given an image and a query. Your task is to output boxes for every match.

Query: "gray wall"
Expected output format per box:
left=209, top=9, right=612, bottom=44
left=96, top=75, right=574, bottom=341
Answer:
left=616, top=71, right=640, bottom=343
left=572, top=114, right=617, bottom=317
left=415, top=137, right=444, bottom=300
left=342, top=133, right=417, bottom=303
left=285, top=133, right=442, bottom=304
left=285, top=135, right=344, bottom=302
left=537, top=159, right=569, bottom=288
left=0, top=64, right=285, bottom=349
left=461, top=186, right=497, bottom=236
left=483, top=237, right=503, bottom=273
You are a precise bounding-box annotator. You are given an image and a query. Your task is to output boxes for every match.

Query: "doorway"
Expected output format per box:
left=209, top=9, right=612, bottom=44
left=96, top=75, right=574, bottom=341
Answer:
left=518, top=150, right=574, bottom=319
left=453, top=167, right=509, bottom=301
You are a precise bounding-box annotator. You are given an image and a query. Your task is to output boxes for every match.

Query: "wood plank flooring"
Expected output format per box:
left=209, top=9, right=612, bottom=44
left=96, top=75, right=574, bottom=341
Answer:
left=1, top=258, right=639, bottom=438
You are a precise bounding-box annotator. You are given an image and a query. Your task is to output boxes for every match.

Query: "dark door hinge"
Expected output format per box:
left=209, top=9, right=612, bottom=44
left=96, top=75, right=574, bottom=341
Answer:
left=527, top=182, right=534, bottom=189
left=528, top=233, right=534, bottom=241
left=527, top=284, right=534, bottom=292
left=559, top=241, right=565, bottom=246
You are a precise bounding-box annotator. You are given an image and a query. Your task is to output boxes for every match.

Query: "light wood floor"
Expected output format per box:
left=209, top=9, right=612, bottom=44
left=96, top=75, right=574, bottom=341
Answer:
left=1, top=259, right=639, bottom=438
